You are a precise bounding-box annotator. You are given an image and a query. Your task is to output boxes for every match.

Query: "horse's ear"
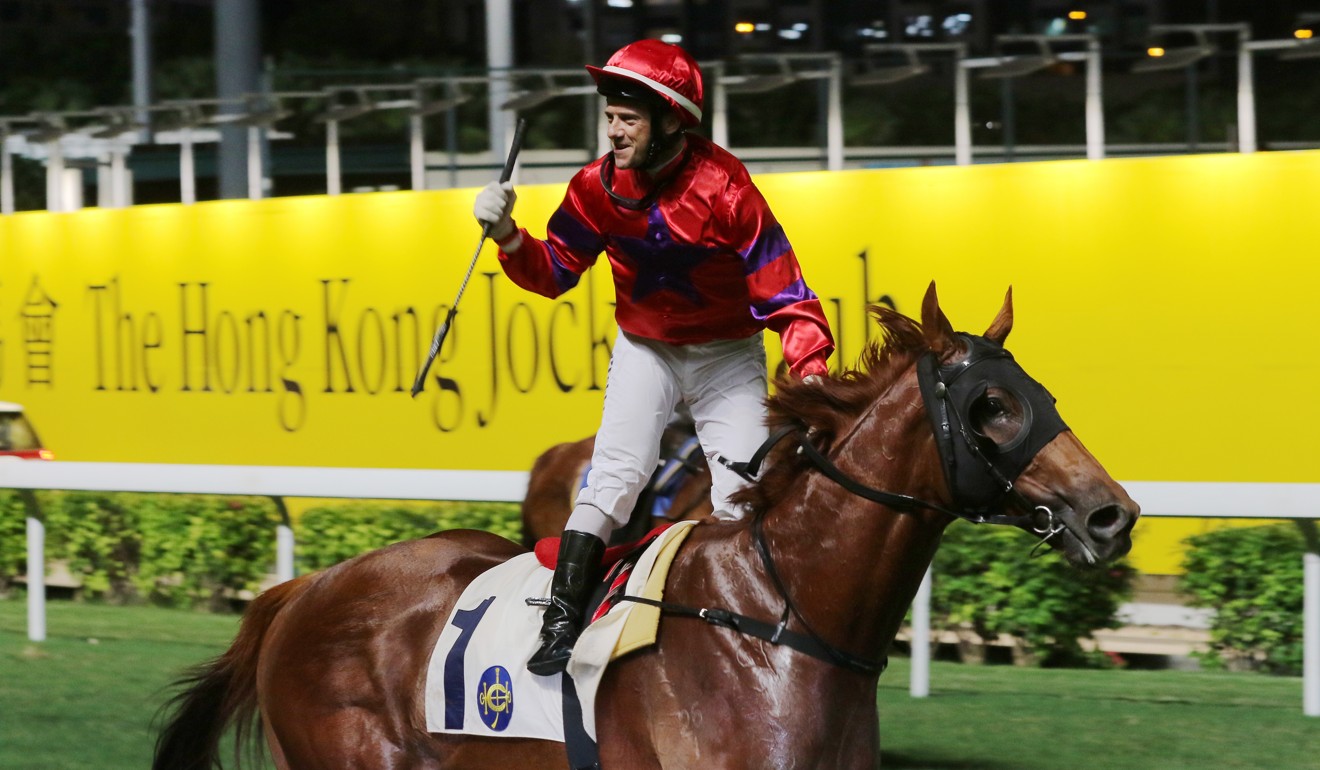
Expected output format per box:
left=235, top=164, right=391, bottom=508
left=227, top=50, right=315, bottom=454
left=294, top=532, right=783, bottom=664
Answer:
left=921, top=281, right=957, bottom=353
left=984, top=286, right=1014, bottom=345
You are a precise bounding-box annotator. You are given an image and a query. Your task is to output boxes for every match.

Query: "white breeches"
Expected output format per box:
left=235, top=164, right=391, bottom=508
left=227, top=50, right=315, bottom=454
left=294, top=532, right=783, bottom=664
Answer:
left=567, top=329, right=769, bottom=537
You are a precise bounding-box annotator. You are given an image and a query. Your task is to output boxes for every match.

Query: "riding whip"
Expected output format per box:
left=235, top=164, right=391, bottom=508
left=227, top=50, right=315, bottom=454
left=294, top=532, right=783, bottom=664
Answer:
left=410, top=117, right=527, bottom=397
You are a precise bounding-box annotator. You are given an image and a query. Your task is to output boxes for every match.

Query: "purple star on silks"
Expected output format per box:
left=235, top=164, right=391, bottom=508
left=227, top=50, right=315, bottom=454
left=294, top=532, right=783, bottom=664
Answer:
left=612, top=207, right=717, bottom=307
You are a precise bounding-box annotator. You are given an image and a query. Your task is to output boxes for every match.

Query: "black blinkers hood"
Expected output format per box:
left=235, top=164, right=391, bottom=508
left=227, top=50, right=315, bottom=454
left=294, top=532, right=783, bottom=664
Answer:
left=916, top=333, right=1069, bottom=518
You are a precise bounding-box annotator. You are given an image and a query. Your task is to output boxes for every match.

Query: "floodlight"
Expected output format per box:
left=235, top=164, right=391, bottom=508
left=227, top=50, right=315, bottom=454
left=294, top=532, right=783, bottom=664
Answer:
left=723, top=73, right=797, bottom=93
left=88, top=108, right=146, bottom=139
left=314, top=86, right=415, bottom=124
left=225, top=107, right=293, bottom=128
left=501, top=71, right=595, bottom=112
left=409, top=79, right=475, bottom=117
left=721, top=56, right=801, bottom=94
left=977, top=39, right=1056, bottom=79
left=25, top=122, right=70, bottom=144
left=1132, top=43, right=1215, bottom=72
left=1130, top=25, right=1248, bottom=73
left=315, top=101, right=375, bottom=123
left=412, top=93, right=470, bottom=117
left=852, top=47, right=930, bottom=86
left=1279, top=39, right=1320, bottom=60
left=501, top=89, right=564, bottom=111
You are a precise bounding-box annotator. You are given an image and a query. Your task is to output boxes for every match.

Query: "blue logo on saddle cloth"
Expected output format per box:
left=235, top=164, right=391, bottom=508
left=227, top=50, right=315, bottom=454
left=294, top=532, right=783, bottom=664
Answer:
left=477, top=666, right=514, bottom=731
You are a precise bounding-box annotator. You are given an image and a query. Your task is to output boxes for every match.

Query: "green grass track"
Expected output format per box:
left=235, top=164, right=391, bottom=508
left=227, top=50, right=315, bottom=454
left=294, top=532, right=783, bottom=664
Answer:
left=3, top=599, right=1318, bottom=769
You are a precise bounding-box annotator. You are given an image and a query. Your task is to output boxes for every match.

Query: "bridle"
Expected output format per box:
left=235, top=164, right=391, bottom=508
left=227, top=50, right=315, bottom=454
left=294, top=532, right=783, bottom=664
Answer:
left=621, top=332, right=1074, bottom=675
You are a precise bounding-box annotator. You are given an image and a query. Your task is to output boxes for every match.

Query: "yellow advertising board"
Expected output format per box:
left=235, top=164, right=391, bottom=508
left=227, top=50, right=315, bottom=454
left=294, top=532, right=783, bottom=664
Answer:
left=2, top=150, right=1318, bottom=572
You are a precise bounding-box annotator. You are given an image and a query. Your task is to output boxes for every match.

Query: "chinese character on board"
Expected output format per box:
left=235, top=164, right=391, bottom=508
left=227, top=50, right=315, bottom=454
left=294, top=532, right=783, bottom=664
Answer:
left=21, top=276, right=58, bottom=386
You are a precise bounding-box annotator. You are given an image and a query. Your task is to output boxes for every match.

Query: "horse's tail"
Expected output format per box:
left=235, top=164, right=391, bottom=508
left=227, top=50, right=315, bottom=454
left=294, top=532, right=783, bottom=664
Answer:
left=152, top=574, right=315, bottom=770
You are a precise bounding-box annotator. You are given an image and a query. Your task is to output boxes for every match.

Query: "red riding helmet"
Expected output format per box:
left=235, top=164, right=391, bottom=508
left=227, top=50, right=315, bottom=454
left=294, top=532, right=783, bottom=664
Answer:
left=586, top=39, right=704, bottom=128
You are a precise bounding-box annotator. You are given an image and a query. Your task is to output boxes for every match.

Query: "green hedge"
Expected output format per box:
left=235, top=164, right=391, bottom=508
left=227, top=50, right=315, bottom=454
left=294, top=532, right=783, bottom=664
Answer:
left=0, top=491, right=34, bottom=592
left=297, top=499, right=517, bottom=573
left=1180, top=523, right=1306, bottom=674
left=296, top=501, right=520, bottom=571
left=2, top=491, right=283, bottom=609
left=931, top=522, right=1135, bottom=667
left=0, top=492, right=521, bottom=608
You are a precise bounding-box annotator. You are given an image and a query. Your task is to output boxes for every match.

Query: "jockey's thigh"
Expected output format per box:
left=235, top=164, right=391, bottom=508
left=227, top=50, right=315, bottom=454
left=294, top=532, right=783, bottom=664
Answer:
left=575, top=330, right=681, bottom=529
left=680, top=333, right=769, bottom=520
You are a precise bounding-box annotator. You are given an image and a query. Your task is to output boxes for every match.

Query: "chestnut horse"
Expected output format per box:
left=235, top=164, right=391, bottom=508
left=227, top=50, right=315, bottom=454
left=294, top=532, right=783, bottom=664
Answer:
left=154, top=285, right=1138, bottom=770
left=520, top=430, right=713, bottom=547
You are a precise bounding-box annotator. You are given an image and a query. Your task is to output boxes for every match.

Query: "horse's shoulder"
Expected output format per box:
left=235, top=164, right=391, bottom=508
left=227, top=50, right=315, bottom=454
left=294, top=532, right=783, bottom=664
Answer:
left=663, top=519, right=747, bottom=576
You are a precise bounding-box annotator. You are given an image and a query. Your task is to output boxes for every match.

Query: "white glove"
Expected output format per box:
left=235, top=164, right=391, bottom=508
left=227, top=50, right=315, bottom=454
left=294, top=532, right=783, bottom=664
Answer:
left=803, top=374, right=824, bottom=386
left=473, top=181, right=516, bottom=240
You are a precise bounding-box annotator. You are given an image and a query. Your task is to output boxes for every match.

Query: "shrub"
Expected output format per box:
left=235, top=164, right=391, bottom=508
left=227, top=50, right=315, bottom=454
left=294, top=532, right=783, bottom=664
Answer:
left=0, top=492, right=520, bottom=609
left=297, top=504, right=441, bottom=571
left=433, top=501, right=521, bottom=544
left=931, top=522, right=1135, bottom=667
left=1180, top=523, right=1305, bottom=674
left=0, top=490, right=38, bottom=593
left=296, top=501, right=521, bottom=571
left=42, top=491, right=142, bottom=601
left=4, top=491, right=280, bottom=609
left=133, top=494, right=282, bottom=611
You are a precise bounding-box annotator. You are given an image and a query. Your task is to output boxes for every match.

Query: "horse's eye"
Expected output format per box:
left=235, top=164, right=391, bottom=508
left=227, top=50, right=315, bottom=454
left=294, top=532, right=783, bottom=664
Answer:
left=969, top=388, right=1028, bottom=446
left=970, top=396, right=1004, bottom=426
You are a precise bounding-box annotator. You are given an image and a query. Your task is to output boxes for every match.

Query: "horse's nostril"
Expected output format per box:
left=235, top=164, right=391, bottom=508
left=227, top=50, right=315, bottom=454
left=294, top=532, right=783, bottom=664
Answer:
left=1087, top=504, right=1127, bottom=537
left=1087, top=507, right=1119, bottom=536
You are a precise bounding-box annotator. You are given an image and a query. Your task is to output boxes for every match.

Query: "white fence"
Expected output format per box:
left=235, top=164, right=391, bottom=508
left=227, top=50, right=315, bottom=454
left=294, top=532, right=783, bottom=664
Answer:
left=2, top=462, right=1316, bottom=716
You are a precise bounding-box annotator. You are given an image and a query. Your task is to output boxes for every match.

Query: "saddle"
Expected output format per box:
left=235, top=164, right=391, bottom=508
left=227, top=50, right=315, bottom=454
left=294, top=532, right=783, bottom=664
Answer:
left=534, top=524, right=674, bottom=624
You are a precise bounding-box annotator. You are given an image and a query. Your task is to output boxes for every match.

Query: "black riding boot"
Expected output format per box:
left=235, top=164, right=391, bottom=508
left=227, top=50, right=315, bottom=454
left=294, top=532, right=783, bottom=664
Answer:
left=527, top=531, right=606, bottom=676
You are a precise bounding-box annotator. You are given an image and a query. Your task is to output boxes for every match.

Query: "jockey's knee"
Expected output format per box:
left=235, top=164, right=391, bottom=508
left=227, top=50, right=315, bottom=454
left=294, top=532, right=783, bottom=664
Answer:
left=565, top=503, right=614, bottom=541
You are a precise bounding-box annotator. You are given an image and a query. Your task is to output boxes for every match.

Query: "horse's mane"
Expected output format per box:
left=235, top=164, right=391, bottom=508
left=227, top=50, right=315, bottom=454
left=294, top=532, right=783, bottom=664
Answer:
left=733, top=305, right=930, bottom=515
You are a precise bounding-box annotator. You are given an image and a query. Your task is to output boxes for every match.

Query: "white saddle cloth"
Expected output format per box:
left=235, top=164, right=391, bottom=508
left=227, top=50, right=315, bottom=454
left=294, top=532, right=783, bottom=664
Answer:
left=424, top=521, right=696, bottom=742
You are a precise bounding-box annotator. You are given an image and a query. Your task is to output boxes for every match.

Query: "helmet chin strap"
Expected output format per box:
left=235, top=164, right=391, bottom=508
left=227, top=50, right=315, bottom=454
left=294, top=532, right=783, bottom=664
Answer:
left=600, top=129, right=692, bottom=211
left=642, top=126, right=684, bottom=170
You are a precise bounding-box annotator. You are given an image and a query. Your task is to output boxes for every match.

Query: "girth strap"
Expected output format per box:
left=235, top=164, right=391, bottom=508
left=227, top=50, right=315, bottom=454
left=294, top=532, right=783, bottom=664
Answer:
left=615, top=594, right=887, bottom=676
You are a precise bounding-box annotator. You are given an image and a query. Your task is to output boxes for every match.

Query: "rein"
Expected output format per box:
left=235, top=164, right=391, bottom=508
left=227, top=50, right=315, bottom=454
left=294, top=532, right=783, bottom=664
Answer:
left=723, top=422, right=1051, bottom=530
left=620, top=341, right=1072, bottom=676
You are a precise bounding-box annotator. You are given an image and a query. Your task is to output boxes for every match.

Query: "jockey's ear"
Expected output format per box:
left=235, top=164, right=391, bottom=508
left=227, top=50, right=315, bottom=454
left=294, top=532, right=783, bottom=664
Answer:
left=983, top=286, right=1014, bottom=345
left=921, top=281, right=957, bottom=354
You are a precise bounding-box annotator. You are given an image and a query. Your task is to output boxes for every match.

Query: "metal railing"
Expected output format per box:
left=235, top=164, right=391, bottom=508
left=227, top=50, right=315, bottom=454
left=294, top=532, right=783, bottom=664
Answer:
left=2, top=460, right=1316, bottom=717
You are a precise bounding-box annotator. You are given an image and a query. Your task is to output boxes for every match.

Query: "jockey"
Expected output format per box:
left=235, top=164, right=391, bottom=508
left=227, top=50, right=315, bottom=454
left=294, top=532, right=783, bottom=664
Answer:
left=473, top=39, right=834, bottom=676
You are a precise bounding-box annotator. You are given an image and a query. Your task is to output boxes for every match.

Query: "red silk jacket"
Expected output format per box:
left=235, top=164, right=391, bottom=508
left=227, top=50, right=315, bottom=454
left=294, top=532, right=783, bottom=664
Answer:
left=497, top=134, right=833, bottom=377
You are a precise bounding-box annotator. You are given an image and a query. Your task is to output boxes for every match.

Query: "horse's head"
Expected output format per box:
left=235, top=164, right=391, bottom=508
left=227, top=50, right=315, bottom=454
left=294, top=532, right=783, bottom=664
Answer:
left=918, top=282, right=1138, bottom=565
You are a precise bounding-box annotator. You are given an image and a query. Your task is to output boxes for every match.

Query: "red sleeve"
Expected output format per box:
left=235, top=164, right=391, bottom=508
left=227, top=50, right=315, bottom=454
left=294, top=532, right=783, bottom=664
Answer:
left=497, top=172, right=603, bottom=299
left=723, top=181, right=834, bottom=377
left=768, top=302, right=833, bottom=377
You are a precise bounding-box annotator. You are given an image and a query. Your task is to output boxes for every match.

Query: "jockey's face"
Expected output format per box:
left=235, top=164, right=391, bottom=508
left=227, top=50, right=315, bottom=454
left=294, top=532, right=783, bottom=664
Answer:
left=604, top=97, right=680, bottom=171
left=604, top=98, right=653, bottom=170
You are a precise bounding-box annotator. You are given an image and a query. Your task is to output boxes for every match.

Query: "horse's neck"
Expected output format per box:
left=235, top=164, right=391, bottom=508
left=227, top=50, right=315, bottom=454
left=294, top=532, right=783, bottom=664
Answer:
left=754, top=379, right=952, bottom=660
